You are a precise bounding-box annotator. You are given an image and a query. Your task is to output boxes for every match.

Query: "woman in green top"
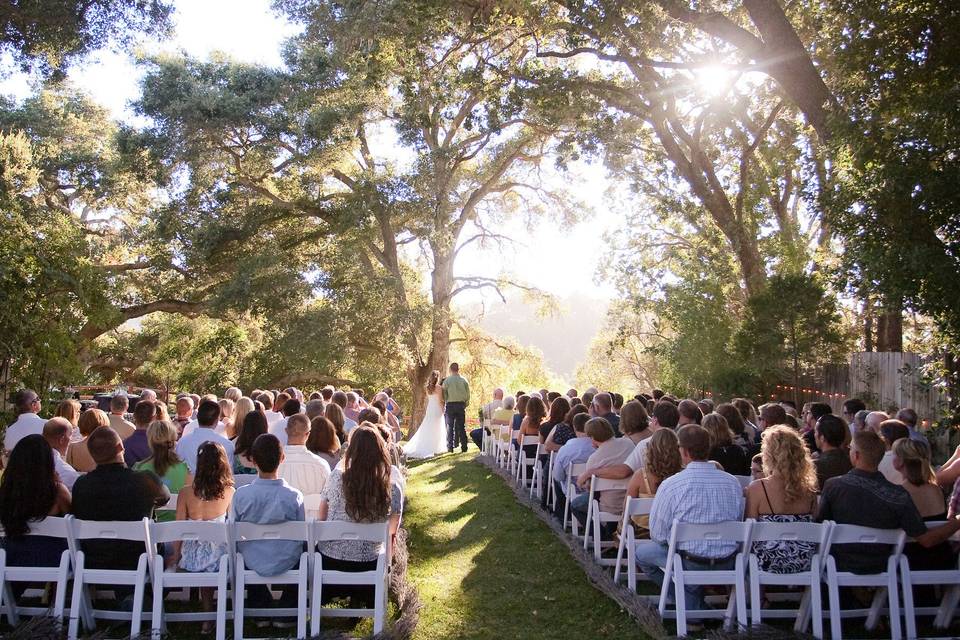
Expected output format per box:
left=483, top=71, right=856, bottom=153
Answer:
left=135, top=420, right=192, bottom=522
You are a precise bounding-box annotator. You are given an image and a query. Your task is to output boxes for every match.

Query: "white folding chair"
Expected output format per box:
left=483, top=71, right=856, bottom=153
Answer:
left=311, top=521, right=391, bottom=636
left=657, top=518, right=751, bottom=637
left=67, top=517, right=154, bottom=640
left=748, top=519, right=831, bottom=638
left=613, top=496, right=655, bottom=590
left=823, top=523, right=906, bottom=640
left=515, top=436, right=539, bottom=490
left=898, top=520, right=960, bottom=639
left=233, top=520, right=310, bottom=640
left=303, top=495, right=324, bottom=521
left=530, top=451, right=554, bottom=501
left=506, top=429, right=521, bottom=474
left=583, top=476, right=630, bottom=565
left=150, top=520, right=231, bottom=640
left=546, top=451, right=558, bottom=510
left=480, top=419, right=493, bottom=456
left=0, top=516, right=74, bottom=625
left=562, top=463, right=588, bottom=537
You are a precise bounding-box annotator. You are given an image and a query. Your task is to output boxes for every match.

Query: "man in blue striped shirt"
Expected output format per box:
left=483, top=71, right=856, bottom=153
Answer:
left=635, top=424, right=744, bottom=612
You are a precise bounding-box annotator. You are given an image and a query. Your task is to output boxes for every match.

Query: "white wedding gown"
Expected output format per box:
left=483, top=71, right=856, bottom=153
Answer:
left=403, top=392, right=447, bottom=459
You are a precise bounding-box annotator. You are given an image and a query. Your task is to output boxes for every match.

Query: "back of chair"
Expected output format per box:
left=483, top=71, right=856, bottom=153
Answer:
left=313, top=520, right=389, bottom=545
left=155, top=493, right=178, bottom=515
left=672, top=519, right=752, bottom=545
left=519, top=435, right=539, bottom=447
left=825, top=522, right=906, bottom=554
left=590, top=476, right=630, bottom=494
left=70, top=517, right=152, bottom=544
left=24, top=515, right=71, bottom=539
left=748, top=519, right=828, bottom=545
left=625, top=496, right=655, bottom=517
left=150, top=520, right=230, bottom=546
left=233, top=520, right=310, bottom=546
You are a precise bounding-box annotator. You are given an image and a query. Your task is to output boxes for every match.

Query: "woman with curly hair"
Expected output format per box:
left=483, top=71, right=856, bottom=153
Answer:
left=628, top=428, right=683, bottom=497
left=746, top=425, right=818, bottom=573
left=317, top=425, right=402, bottom=605
left=170, top=441, right=235, bottom=631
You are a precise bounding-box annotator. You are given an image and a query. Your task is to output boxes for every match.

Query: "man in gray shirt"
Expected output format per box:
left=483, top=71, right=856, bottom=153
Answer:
left=442, top=362, right=470, bottom=453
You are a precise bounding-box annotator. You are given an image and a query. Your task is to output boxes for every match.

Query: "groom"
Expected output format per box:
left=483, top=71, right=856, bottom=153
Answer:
left=442, top=362, right=470, bottom=453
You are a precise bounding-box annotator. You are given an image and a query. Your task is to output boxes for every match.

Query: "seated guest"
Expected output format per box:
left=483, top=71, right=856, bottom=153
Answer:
left=54, top=399, right=82, bottom=442
left=232, top=434, right=305, bottom=614
left=317, top=426, right=402, bottom=606
left=590, top=393, right=620, bottom=434
left=307, top=416, right=342, bottom=469
left=539, top=396, right=570, bottom=442
left=841, top=397, right=867, bottom=431
left=67, top=408, right=108, bottom=472
left=4, top=389, right=46, bottom=455
left=572, top=418, right=635, bottom=529
left=330, top=392, right=358, bottom=433
left=518, top=396, right=546, bottom=457
left=746, top=426, right=818, bottom=573
left=233, top=410, right=268, bottom=475
left=635, top=425, right=744, bottom=612
left=176, top=400, right=235, bottom=475
left=817, top=430, right=960, bottom=574
left=716, top=403, right=751, bottom=448
left=0, top=435, right=71, bottom=582
left=268, top=398, right=302, bottom=447
left=172, top=395, right=194, bottom=435
left=801, top=402, right=832, bottom=454
left=256, top=391, right=280, bottom=426
left=71, top=428, right=170, bottom=576
left=544, top=404, right=588, bottom=453
left=697, top=398, right=714, bottom=417
left=217, top=398, right=235, bottom=437
left=865, top=410, right=888, bottom=434
left=492, top=395, right=516, bottom=426
left=170, top=442, right=235, bottom=631
left=750, top=453, right=765, bottom=481
left=896, top=408, right=928, bottom=446
left=551, top=414, right=594, bottom=517
left=893, top=438, right=955, bottom=571
left=343, top=392, right=361, bottom=423
left=676, top=399, right=703, bottom=427
left=356, top=407, right=382, bottom=428
left=325, top=402, right=348, bottom=445
left=232, top=396, right=257, bottom=439
left=757, top=403, right=787, bottom=438
left=278, top=414, right=332, bottom=496
left=107, top=394, right=136, bottom=441
left=304, top=398, right=326, bottom=421
left=371, top=393, right=401, bottom=437
left=878, top=419, right=910, bottom=485
left=619, top=400, right=652, bottom=446
left=123, top=399, right=156, bottom=467
left=732, top=398, right=761, bottom=442
left=42, top=417, right=81, bottom=491
left=701, top=413, right=749, bottom=476
left=582, top=401, right=681, bottom=484
left=813, top=415, right=852, bottom=490
left=627, top=428, right=682, bottom=497
left=134, top=421, right=191, bottom=521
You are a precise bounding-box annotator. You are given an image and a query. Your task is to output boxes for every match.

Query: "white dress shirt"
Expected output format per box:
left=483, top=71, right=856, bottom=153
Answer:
left=181, top=419, right=225, bottom=438
left=53, top=449, right=81, bottom=491
left=269, top=418, right=289, bottom=446
left=343, top=416, right=358, bottom=434
left=264, top=410, right=284, bottom=426
left=176, top=427, right=235, bottom=474
left=277, top=445, right=331, bottom=496
left=3, top=412, right=46, bottom=452
left=878, top=450, right=905, bottom=485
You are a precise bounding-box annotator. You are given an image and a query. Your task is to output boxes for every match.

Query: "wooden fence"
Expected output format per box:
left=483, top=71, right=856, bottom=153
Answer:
left=771, top=352, right=949, bottom=424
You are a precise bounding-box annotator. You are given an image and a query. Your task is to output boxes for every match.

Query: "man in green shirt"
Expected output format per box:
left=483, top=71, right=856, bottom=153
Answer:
left=441, top=362, right=470, bottom=453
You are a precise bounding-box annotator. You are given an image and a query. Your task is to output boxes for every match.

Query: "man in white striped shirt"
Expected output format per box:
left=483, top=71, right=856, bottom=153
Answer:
left=635, top=424, right=744, bottom=612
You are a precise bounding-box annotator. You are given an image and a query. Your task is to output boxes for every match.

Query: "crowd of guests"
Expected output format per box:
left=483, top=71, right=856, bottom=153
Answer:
left=477, top=386, right=960, bottom=621
left=0, top=385, right=405, bottom=629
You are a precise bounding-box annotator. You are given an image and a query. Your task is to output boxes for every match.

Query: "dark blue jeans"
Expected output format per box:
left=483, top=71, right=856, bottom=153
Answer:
left=445, top=402, right=467, bottom=451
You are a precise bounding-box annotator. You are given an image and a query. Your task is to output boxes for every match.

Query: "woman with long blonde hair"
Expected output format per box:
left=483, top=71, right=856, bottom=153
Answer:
left=402, top=370, right=447, bottom=459
left=746, top=425, right=818, bottom=573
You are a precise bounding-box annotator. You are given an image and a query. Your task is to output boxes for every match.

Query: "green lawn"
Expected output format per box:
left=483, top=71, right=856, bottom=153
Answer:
left=403, top=452, right=648, bottom=640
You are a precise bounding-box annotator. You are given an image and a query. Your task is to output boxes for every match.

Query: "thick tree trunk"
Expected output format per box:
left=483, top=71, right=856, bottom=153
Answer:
left=875, top=309, right=903, bottom=352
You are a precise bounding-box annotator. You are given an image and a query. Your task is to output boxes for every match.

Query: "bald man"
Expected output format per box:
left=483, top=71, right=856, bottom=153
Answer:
left=43, top=417, right=81, bottom=490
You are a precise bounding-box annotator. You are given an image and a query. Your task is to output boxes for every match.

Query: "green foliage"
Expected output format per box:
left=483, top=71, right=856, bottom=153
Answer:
left=0, top=0, right=172, bottom=76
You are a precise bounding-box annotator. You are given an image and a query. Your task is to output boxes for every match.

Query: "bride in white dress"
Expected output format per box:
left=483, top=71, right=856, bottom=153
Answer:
left=403, top=370, right=447, bottom=459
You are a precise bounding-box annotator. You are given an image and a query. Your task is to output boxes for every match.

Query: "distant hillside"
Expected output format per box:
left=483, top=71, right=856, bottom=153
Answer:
left=459, top=295, right=610, bottom=381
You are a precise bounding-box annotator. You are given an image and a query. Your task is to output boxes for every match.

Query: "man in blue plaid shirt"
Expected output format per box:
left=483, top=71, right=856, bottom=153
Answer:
left=635, top=424, right=745, bottom=612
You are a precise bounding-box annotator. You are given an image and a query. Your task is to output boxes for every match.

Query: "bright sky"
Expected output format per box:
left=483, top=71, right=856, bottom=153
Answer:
left=0, top=0, right=620, bottom=304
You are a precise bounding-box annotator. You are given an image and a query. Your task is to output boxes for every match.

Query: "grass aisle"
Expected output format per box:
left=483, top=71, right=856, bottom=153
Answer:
left=403, top=452, right=648, bottom=640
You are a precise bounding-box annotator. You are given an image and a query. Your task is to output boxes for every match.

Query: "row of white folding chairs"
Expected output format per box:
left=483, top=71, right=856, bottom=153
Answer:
left=0, top=515, right=391, bottom=640
left=611, top=507, right=960, bottom=639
